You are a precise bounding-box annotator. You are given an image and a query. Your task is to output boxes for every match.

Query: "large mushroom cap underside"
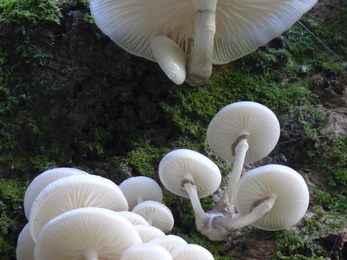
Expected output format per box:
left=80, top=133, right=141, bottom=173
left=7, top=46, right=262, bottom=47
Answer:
left=234, top=164, right=309, bottom=230
left=159, top=149, right=221, bottom=199
left=24, top=167, right=89, bottom=219
left=207, top=101, right=280, bottom=163
left=89, top=0, right=317, bottom=63
left=29, top=174, right=128, bottom=241
left=34, top=207, right=142, bottom=260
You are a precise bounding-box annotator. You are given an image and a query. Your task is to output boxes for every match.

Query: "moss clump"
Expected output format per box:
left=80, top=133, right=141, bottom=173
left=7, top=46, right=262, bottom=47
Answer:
left=0, top=179, right=28, bottom=259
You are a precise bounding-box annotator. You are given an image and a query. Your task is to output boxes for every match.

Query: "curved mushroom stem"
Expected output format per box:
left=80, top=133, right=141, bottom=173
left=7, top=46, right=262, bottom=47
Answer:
left=223, top=195, right=276, bottom=230
left=150, top=36, right=186, bottom=85
left=186, top=1, right=217, bottom=85
left=213, top=138, right=249, bottom=214
left=183, top=181, right=210, bottom=231
left=84, top=248, right=99, bottom=260
left=206, top=195, right=276, bottom=241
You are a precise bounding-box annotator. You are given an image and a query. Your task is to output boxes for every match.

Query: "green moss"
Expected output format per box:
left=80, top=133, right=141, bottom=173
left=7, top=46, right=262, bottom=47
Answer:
left=0, top=179, right=28, bottom=259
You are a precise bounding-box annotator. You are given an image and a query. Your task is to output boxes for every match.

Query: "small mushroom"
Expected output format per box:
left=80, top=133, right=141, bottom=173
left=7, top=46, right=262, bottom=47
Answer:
left=23, top=167, right=89, bottom=219
left=207, top=101, right=280, bottom=212
left=29, top=174, right=128, bottom=241
left=16, top=224, right=35, bottom=260
left=119, top=176, right=163, bottom=210
left=116, top=211, right=150, bottom=226
left=148, top=235, right=188, bottom=254
left=158, top=149, right=221, bottom=234
left=171, top=244, right=214, bottom=260
left=233, top=164, right=309, bottom=230
left=134, top=224, right=165, bottom=243
left=121, top=243, right=172, bottom=260
left=34, top=207, right=142, bottom=260
left=89, top=0, right=317, bottom=85
left=132, top=200, right=174, bottom=233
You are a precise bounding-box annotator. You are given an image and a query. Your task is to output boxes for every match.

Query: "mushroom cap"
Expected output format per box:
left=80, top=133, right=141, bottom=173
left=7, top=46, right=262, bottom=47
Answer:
left=134, top=224, right=165, bottom=243
left=234, top=164, right=309, bottom=230
left=89, top=0, right=317, bottom=64
left=148, top=234, right=187, bottom=254
left=116, top=211, right=150, bottom=226
left=23, top=167, right=89, bottom=219
left=120, top=243, right=172, bottom=260
left=119, top=176, right=163, bottom=210
left=132, top=200, right=174, bottom=233
left=29, top=174, right=128, bottom=242
left=207, top=101, right=280, bottom=163
left=34, top=207, right=142, bottom=260
left=171, top=244, right=214, bottom=260
left=159, top=149, right=221, bottom=198
left=16, top=223, right=35, bottom=260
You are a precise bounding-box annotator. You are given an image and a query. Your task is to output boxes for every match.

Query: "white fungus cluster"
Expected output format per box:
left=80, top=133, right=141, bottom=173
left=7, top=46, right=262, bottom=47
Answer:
left=159, top=101, right=310, bottom=241
left=16, top=168, right=214, bottom=260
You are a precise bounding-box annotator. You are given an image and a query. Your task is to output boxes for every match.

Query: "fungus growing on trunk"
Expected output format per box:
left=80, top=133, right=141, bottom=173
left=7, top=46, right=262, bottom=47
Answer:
left=89, top=0, right=317, bottom=85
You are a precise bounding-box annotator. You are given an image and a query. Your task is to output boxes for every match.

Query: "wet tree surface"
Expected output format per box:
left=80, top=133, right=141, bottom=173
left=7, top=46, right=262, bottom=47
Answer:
left=1, top=0, right=347, bottom=259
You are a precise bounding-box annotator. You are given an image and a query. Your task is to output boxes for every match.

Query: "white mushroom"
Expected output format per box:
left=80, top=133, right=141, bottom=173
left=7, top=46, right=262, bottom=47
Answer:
left=207, top=101, right=280, bottom=213
left=132, top=200, right=174, bottom=233
left=23, top=167, right=88, bottom=219
left=134, top=224, right=165, bottom=243
left=29, top=174, right=128, bottom=242
left=171, top=244, right=214, bottom=260
left=89, top=0, right=317, bottom=85
left=201, top=165, right=309, bottom=240
left=233, top=164, right=309, bottom=230
left=150, top=36, right=186, bottom=85
left=116, top=211, right=150, bottom=226
left=158, top=149, right=221, bottom=236
left=119, top=176, right=163, bottom=210
left=148, top=235, right=188, bottom=254
left=34, top=207, right=142, bottom=260
left=16, top=224, right=35, bottom=260
left=121, top=243, right=173, bottom=260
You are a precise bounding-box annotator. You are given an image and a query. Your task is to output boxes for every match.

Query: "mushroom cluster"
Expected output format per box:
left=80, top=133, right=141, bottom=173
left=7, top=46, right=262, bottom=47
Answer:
left=89, top=0, right=317, bottom=85
left=16, top=168, right=216, bottom=259
left=159, top=101, right=310, bottom=241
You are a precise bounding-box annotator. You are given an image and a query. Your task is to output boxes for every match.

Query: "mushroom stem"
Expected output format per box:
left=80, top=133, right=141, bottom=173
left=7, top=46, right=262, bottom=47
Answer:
left=223, top=195, right=277, bottom=230
left=183, top=182, right=206, bottom=218
left=214, top=138, right=249, bottom=213
left=84, top=248, right=99, bottom=260
left=186, top=2, right=217, bottom=85
left=183, top=182, right=210, bottom=231
left=150, top=36, right=186, bottom=85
